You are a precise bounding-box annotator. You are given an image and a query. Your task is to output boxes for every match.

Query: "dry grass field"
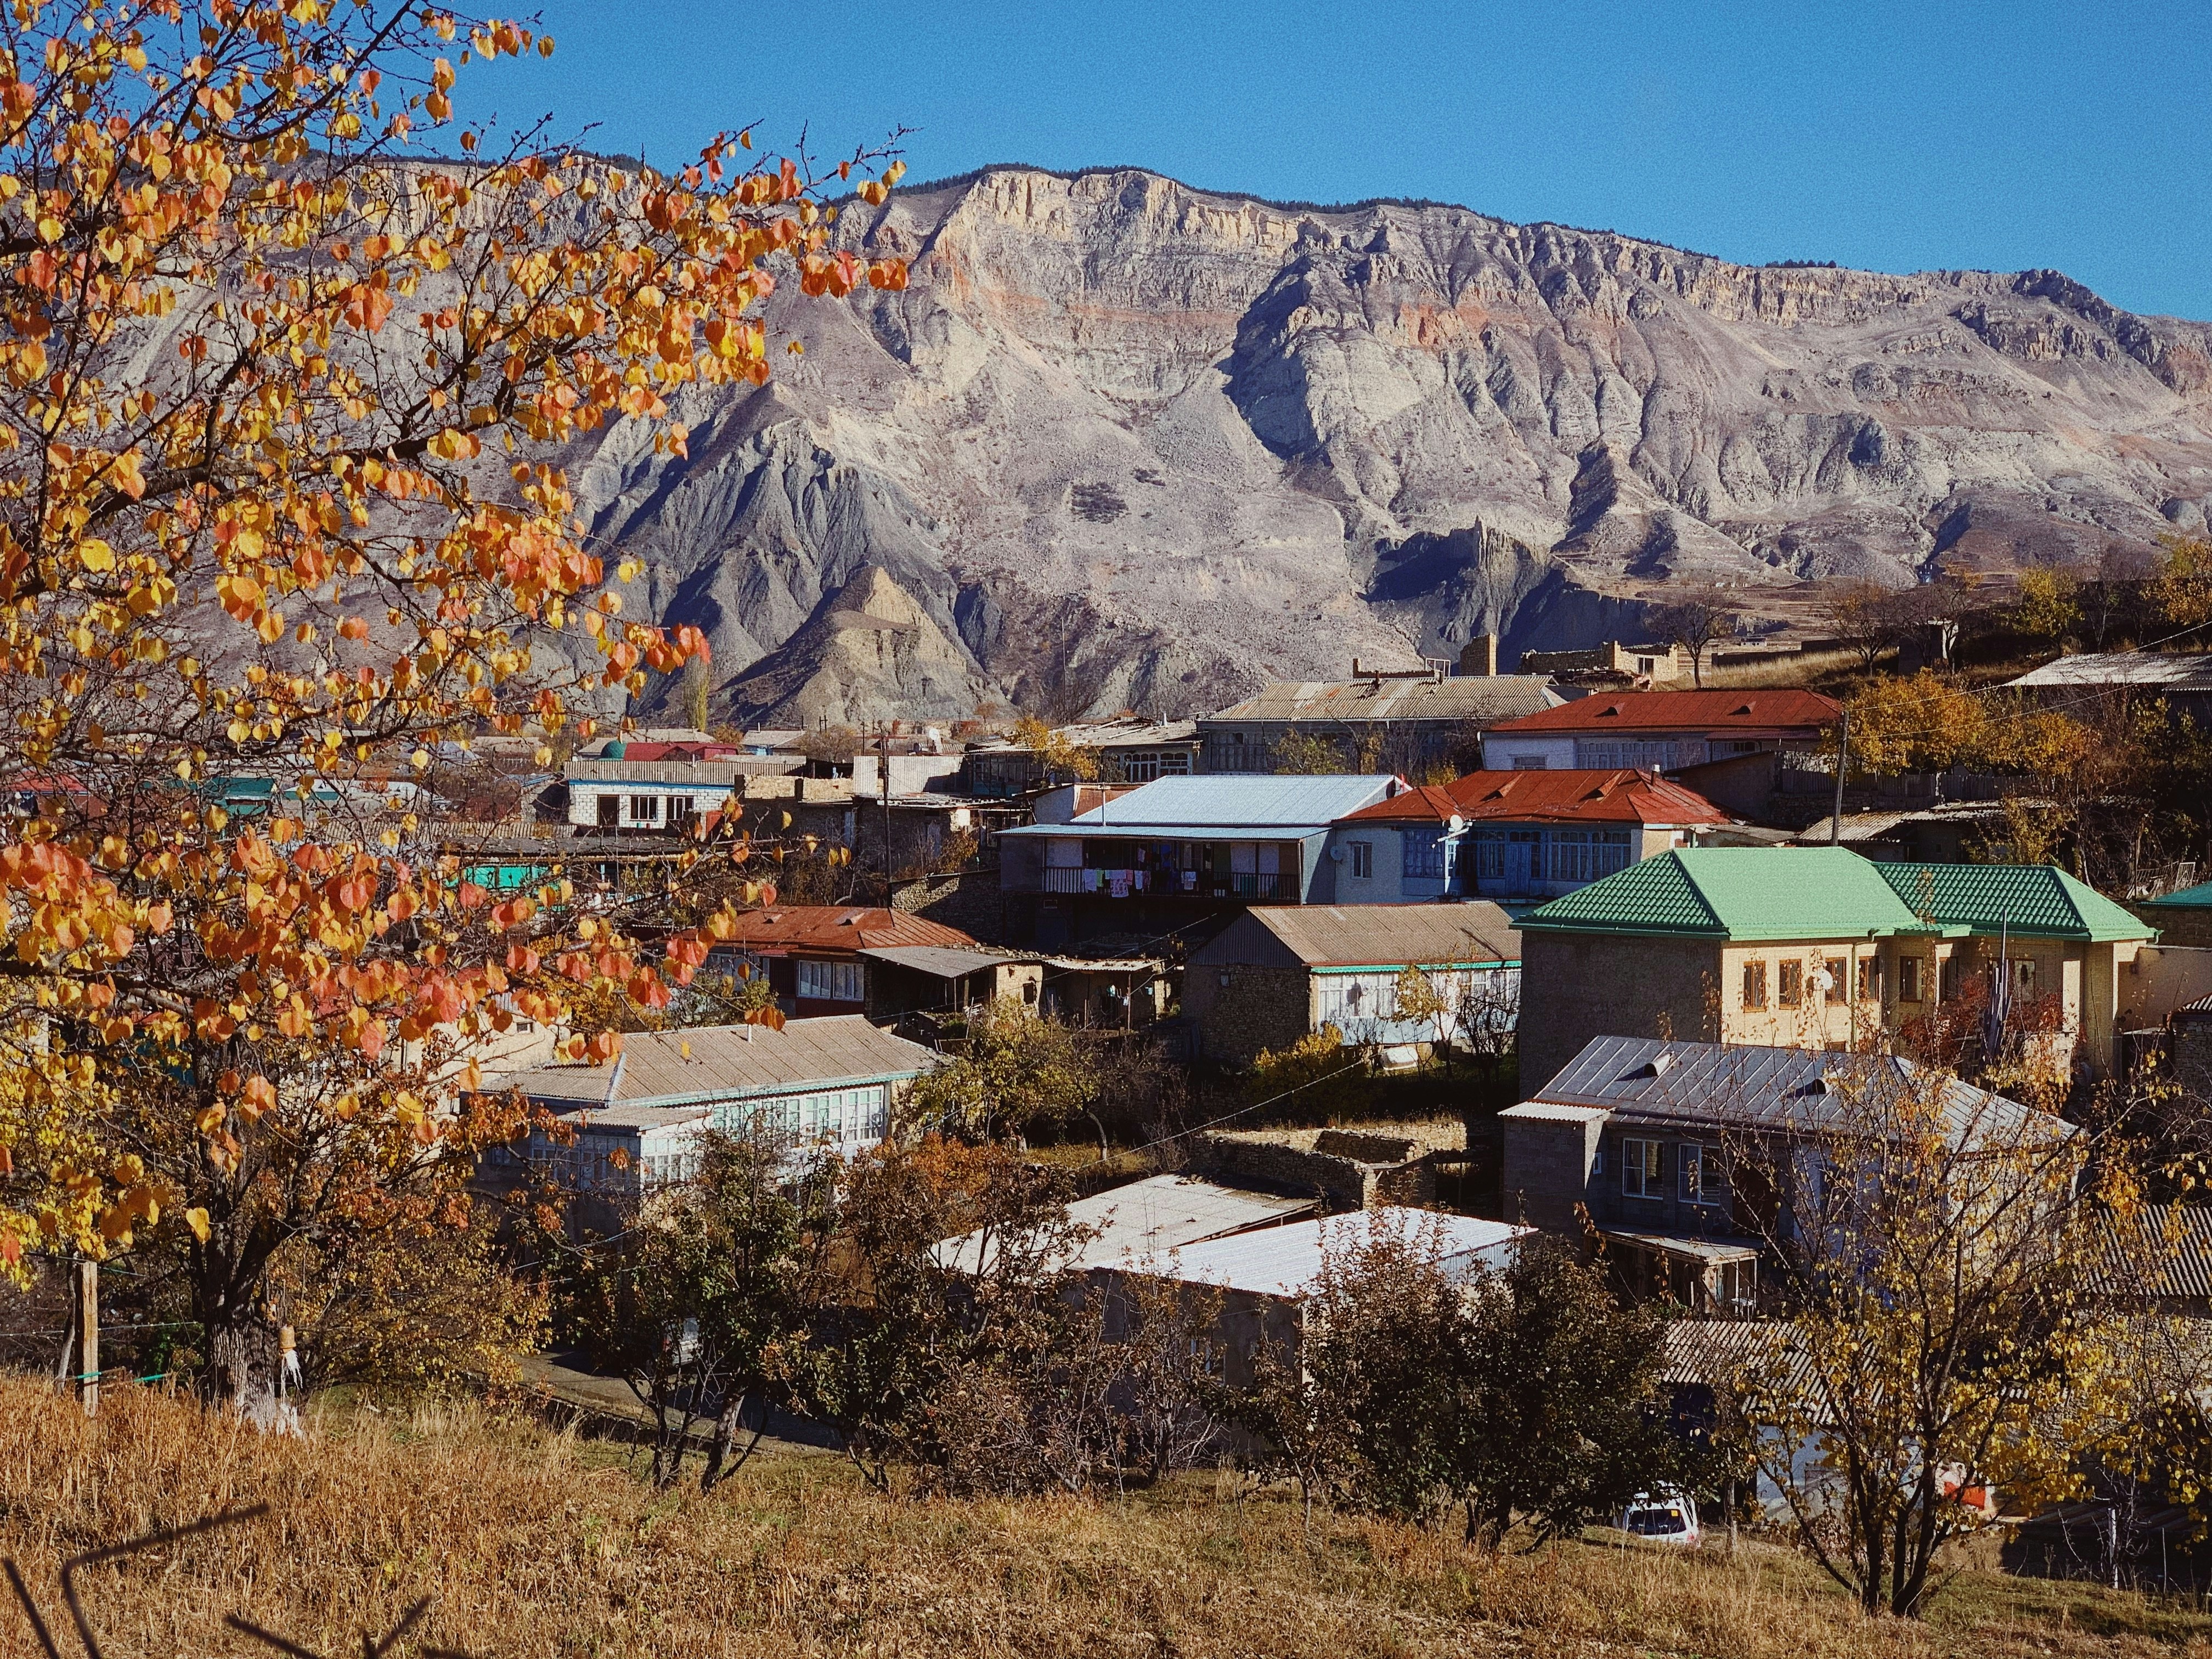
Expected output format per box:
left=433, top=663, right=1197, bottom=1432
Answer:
left=4, top=1378, right=2212, bottom=1659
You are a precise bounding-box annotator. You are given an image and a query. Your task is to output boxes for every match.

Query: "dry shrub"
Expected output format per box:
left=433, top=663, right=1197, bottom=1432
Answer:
left=0, top=1377, right=2207, bottom=1659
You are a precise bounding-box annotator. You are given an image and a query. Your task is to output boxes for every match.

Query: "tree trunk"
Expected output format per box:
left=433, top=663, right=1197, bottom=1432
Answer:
left=206, top=1310, right=286, bottom=1430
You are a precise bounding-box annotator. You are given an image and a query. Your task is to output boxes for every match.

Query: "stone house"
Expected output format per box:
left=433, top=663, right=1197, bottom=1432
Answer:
left=1183, top=902, right=1520, bottom=1063
left=1499, top=1035, right=2060, bottom=1316
left=1515, top=847, right=2155, bottom=1090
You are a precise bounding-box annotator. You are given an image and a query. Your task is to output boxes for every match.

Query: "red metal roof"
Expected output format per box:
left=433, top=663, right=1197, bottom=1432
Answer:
left=1444, top=770, right=1734, bottom=826
left=715, top=906, right=979, bottom=958
left=1483, top=689, right=1840, bottom=735
left=1336, top=784, right=1464, bottom=824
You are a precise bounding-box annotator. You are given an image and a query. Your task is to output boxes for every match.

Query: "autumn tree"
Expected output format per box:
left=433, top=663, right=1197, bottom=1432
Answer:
left=2153, top=534, right=2212, bottom=641
left=2013, top=567, right=2081, bottom=647
left=1645, top=585, right=1738, bottom=687
left=1730, top=1062, right=2135, bottom=1616
left=1011, top=714, right=1099, bottom=785
left=903, top=996, right=1099, bottom=1143
left=0, top=0, right=906, bottom=1412
left=1271, top=728, right=1346, bottom=775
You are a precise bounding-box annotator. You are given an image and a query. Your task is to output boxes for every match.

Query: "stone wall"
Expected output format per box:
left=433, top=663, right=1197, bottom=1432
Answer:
left=1182, top=964, right=1312, bottom=1063
left=889, top=867, right=1008, bottom=943
left=1519, top=933, right=1724, bottom=1092
left=1187, top=1121, right=1465, bottom=1210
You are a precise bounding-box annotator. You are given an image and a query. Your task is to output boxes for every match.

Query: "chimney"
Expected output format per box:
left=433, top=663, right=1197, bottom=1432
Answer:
left=1458, top=634, right=1499, bottom=677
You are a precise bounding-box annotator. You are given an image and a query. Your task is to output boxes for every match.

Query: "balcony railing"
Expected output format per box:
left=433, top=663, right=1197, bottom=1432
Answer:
left=1039, top=867, right=1296, bottom=900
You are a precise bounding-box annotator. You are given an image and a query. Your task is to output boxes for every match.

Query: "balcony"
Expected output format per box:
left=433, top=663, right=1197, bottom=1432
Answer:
left=1039, top=867, right=1295, bottom=901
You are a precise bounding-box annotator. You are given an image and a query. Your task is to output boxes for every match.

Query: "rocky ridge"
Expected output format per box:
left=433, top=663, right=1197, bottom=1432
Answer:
left=565, top=166, right=2212, bottom=725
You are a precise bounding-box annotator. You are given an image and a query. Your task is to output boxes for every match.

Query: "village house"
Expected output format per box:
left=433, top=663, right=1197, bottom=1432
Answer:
left=485, top=1017, right=939, bottom=1223
left=1183, top=902, right=1520, bottom=1063
left=1322, top=770, right=1733, bottom=906
left=2006, top=652, right=2212, bottom=728
left=995, top=773, right=1402, bottom=947
left=1514, top=847, right=2155, bottom=1089
left=960, top=717, right=1203, bottom=797
left=710, top=906, right=985, bottom=1019
left=1198, top=669, right=1558, bottom=775
left=1499, top=1035, right=2061, bottom=1316
left=1092, top=1207, right=1531, bottom=1386
left=1479, top=688, right=1838, bottom=776
left=2138, top=878, right=2212, bottom=947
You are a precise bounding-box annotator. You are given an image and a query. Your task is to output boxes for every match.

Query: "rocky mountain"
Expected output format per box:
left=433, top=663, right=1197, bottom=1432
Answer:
left=566, top=166, right=2212, bottom=726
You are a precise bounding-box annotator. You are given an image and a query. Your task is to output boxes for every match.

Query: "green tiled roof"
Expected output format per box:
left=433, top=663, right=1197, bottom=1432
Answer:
left=1522, top=848, right=1922, bottom=940
left=1873, top=863, right=2156, bottom=942
left=2146, top=879, right=2212, bottom=910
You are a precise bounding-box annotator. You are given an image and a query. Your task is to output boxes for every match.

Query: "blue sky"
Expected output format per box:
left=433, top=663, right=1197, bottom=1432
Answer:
left=466, top=1, right=2212, bottom=319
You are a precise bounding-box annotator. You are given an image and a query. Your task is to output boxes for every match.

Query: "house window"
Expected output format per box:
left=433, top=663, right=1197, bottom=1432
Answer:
left=1348, top=840, right=1373, bottom=879
left=1511, top=755, right=1549, bottom=770
left=796, top=958, right=865, bottom=1002
left=1741, top=960, right=1768, bottom=1011
left=2013, top=958, right=2038, bottom=997
left=1898, top=957, right=1925, bottom=1002
left=1824, top=958, right=1847, bottom=1005
left=1544, top=828, right=1632, bottom=884
left=628, top=793, right=660, bottom=824
left=1680, top=1144, right=1726, bottom=1207
left=1778, top=960, right=1803, bottom=1008
left=1403, top=829, right=1446, bottom=881
left=1858, top=956, right=1882, bottom=1002
left=1622, top=1138, right=1664, bottom=1199
left=669, top=796, right=697, bottom=830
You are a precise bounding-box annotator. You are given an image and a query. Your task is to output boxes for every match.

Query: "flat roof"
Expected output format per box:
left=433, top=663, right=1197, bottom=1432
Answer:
left=506, top=1015, right=938, bottom=1109
left=1112, top=1207, right=1531, bottom=1299
left=936, top=1175, right=1317, bottom=1275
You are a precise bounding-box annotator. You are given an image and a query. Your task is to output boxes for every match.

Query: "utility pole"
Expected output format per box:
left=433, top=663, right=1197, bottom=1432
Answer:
left=1829, top=706, right=1849, bottom=847
left=71, top=1259, right=98, bottom=1418
left=879, top=721, right=893, bottom=906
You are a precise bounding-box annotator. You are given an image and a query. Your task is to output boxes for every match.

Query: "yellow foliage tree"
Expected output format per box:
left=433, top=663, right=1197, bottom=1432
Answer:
left=0, top=0, right=904, bottom=1406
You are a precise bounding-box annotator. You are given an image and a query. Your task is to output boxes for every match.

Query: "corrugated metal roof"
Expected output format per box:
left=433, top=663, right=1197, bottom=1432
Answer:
left=967, top=717, right=1199, bottom=753
left=2008, top=653, right=2212, bottom=690
left=856, top=944, right=1019, bottom=978
left=506, top=1016, right=937, bottom=1108
left=1874, top=862, right=2154, bottom=942
left=1605, top=1230, right=1760, bottom=1265
left=937, top=1175, right=1317, bottom=1275
left=1336, top=784, right=1465, bottom=824
left=1446, top=769, right=1733, bottom=828
left=1486, top=688, right=1841, bottom=735
left=1209, top=904, right=1521, bottom=968
left=1001, top=774, right=1397, bottom=836
left=1660, top=1319, right=1819, bottom=1401
left=1521, top=848, right=1922, bottom=939
left=2096, top=1207, right=2212, bottom=1302
left=1204, top=677, right=1558, bottom=725
left=1116, top=1207, right=1531, bottom=1298
left=1517, top=1034, right=2062, bottom=1148
left=713, top=907, right=979, bottom=955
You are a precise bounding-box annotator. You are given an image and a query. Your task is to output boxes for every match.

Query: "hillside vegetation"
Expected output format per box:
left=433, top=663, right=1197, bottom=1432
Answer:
left=4, top=1380, right=2211, bottom=1659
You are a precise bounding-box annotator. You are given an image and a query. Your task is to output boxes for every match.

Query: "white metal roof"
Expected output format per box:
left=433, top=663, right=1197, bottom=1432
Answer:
left=1000, top=774, right=1398, bottom=838
left=504, top=1016, right=936, bottom=1109
left=1115, top=1207, right=1530, bottom=1299
left=935, top=1175, right=1316, bottom=1275
left=2008, top=653, right=2212, bottom=690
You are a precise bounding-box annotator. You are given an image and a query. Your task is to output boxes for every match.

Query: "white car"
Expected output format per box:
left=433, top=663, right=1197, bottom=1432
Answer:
left=1619, top=1488, right=1702, bottom=1549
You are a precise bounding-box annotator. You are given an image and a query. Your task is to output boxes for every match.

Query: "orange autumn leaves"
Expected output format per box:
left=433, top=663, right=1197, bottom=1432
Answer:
left=0, top=0, right=907, bottom=1265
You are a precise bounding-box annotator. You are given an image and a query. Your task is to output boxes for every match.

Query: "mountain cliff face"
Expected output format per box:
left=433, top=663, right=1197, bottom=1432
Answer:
left=573, top=167, right=2212, bottom=725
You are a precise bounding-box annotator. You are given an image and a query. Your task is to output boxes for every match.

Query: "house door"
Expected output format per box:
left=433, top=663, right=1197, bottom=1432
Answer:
left=1506, top=831, right=1540, bottom=894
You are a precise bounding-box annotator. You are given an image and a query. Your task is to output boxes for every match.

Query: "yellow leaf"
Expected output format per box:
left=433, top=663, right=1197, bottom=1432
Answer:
left=184, top=1207, right=209, bottom=1243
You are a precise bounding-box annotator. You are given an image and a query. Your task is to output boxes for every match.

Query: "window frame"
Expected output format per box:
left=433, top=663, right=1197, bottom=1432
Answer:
left=1621, top=1136, right=1664, bottom=1200
left=1348, top=839, right=1373, bottom=879
left=1898, top=956, right=1925, bottom=1003
left=1741, top=960, right=1768, bottom=1011
left=1824, top=957, right=1848, bottom=1005
left=1778, top=960, right=1803, bottom=1008
left=1679, top=1142, right=1726, bottom=1208
left=1858, top=955, right=1883, bottom=1002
